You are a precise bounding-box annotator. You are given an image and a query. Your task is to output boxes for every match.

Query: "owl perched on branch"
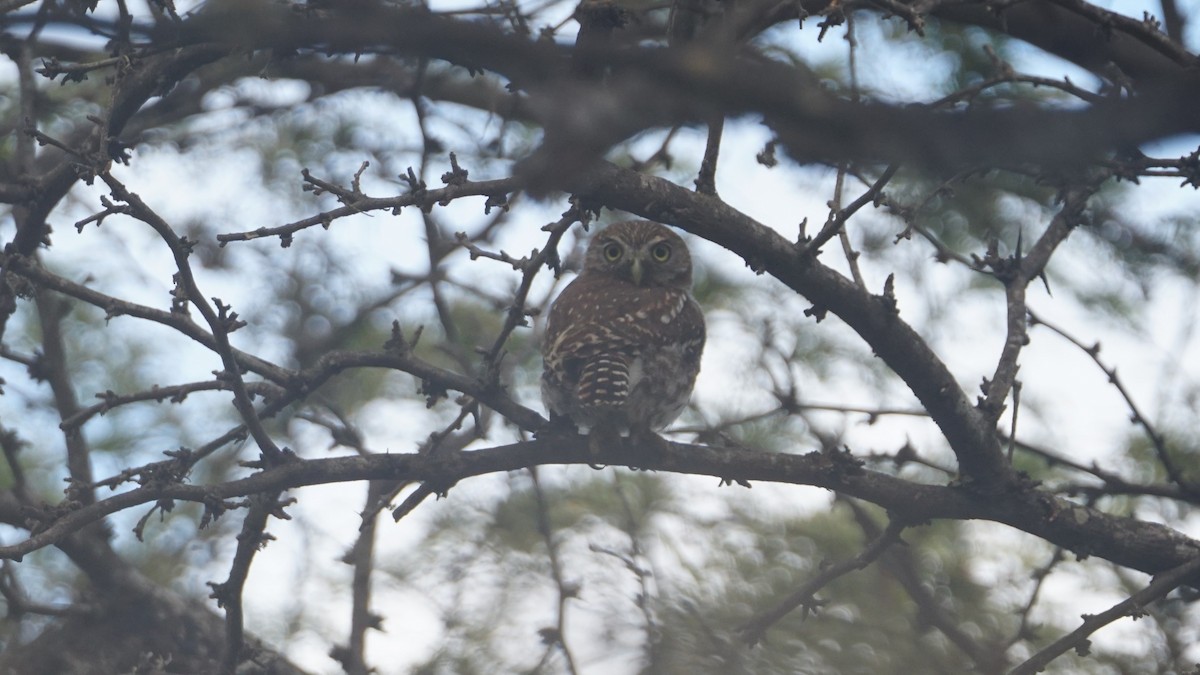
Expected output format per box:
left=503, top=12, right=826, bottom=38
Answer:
left=541, top=220, right=706, bottom=457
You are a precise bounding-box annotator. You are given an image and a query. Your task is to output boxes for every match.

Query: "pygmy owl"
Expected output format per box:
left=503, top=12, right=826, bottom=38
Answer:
left=541, top=220, right=706, bottom=456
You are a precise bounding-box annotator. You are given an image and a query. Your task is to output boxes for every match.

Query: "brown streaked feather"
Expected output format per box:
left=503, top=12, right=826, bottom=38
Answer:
left=541, top=220, right=706, bottom=434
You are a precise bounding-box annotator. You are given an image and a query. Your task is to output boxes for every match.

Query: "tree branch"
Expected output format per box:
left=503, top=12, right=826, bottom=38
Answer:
left=2, top=439, right=1198, bottom=586
left=159, top=4, right=1200, bottom=176
left=217, top=174, right=519, bottom=246
left=1009, top=554, right=1200, bottom=675
left=568, top=160, right=1012, bottom=483
left=739, top=512, right=907, bottom=645
left=1027, top=308, right=1191, bottom=492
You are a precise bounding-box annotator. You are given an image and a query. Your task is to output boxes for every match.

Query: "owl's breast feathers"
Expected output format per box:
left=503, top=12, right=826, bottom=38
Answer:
left=542, top=278, right=705, bottom=431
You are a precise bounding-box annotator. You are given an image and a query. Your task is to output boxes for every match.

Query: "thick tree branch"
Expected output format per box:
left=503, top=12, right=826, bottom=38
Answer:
left=568, top=160, right=1011, bottom=482
left=2, top=439, right=1198, bottom=584
left=160, top=4, right=1200, bottom=176
left=33, top=286, right=97, bottom=504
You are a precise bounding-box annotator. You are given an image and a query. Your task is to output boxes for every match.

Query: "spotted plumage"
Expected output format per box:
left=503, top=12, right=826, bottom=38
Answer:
left=541, top=220, right=705, bottom=451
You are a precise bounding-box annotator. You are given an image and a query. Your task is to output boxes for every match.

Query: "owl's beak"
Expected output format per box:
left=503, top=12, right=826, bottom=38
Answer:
left=630, top=255, right=644, bottom=286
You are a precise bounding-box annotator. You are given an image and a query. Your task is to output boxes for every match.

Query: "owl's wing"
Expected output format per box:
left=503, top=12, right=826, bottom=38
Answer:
left=544, top=286, right=704, bottom=409
left=545, top=318, right=639, bottom=404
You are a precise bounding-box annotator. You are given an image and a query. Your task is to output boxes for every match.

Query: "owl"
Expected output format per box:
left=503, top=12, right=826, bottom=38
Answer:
left=541, top=220, right=706, bottom=456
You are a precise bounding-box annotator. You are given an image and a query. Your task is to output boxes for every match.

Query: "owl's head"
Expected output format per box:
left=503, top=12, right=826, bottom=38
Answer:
left=582, top=220, right=693, bottom=289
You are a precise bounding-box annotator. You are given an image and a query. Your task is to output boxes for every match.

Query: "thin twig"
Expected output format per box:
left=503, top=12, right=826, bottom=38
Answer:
left=1009, top=554, right=1200, bottom=675
left=676, top=401, right=930, bottom=437
left=846, top=499, right=1006, bottom=670
left=834, top=167, right=866, bottom=286
left=1027, top=308, right=1191, bottom=492
left=1005, top=548, right=1066, bottom=652
left=612, top=472, right=661, bottom=666
left=60, top=380, right=278, bottom=431
left=801, top=164, right=899, bottom=258
left=216, top=175, right=519, bottom=245
left=34, top=286, right=96, bottom=504
left=210, top=491, right=292, bottom=674
left=478, top=210, right=579, bottom=368
left=978, top=184, right=1096, bottom=423
left=695, top=116, right=724, bottom=196
left=1006, top=380, right=1021, bottom=461
left=740, top=516, right=907, bottom=645
left=530, top=468, right=580, bottom=675
left=342, top=480, right=385, bottom=675
left=0, top=425, right=30, bottom=503
left=0, top=250, right=293, bottom=384
left=99, top=172, right=284, bottom=464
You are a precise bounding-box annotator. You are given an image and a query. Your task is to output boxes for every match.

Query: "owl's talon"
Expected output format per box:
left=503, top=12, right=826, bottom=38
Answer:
left=627, top=428, right=668, bottom=470
left=588, top=427, right=619, bottom=457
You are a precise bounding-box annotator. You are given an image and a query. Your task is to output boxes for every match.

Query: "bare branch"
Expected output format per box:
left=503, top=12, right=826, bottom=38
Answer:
left=337, top=480, right=386, bottom=675
left=59, top=380, right=278, bottom=432
left=209, top=491, right=293, bottom=674
left=33, top=287, right=96, bottom=504
left=739, top=514, right=907, bottom=645
left=217, top=175, right=519, bottom=246
left=0, top=436, right=1197, bottom=619
left=569, top=160, right=1013, bottom=482
left=1009, top=554, right=1200, bottom=675
left=99, top=172, right=285, bottom=464
left=1027, top=309, right=1191, bottom=492
left=530, top=468, right=580, bottom=675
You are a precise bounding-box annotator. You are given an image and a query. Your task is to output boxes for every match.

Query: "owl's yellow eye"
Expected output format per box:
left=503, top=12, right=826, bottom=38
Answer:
left=651, top=242, right=672, bottom=262
left=603, top=242, right=623, bottom=262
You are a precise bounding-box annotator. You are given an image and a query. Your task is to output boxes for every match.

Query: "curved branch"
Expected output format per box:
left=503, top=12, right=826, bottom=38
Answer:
left=0, top=251, right=294, bottom=385
left=60, top=380, right=274, bottom=432
left=568, top=160, right=1010, bottom=482
left=1027, top=309, right=1190, bottom=492
left=947, top=0, right=1198, bottom=80
left=162, top=4, right=1200, bottom=174
left=100, top=172, right=285, bottom=463
left=743, top=0, right=1197, bottom=85
left=2, top=438, right=1198, bottom=585
left=1010, top=554, right=1200, bottom=675
left=12, top=43, right=231, bottom=257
